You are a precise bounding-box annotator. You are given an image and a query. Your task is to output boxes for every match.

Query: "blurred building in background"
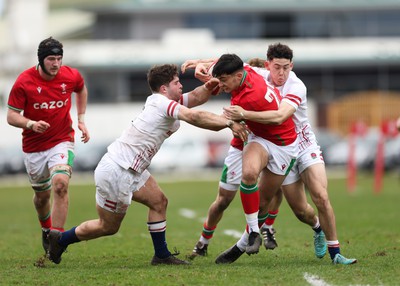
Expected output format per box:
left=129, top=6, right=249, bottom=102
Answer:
left=1, top=0, right=400, bottom=173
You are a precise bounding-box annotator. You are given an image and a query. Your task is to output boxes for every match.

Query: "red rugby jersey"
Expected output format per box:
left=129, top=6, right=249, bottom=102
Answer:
left=8, top=66, right=85, bottom=152
left=230, top=66, right=297, bottom=146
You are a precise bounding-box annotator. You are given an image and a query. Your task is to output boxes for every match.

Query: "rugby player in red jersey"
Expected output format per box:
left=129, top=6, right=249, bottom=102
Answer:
left=7, top=37, right=90, bottom=254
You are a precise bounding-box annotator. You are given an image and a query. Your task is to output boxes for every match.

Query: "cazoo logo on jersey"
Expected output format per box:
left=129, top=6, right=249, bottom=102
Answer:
left=33, top=98, right=69, bottom=109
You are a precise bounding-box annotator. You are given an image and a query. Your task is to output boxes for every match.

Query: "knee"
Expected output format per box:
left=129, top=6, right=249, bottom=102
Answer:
left=102, top=223, right=120, bottom=236
left=151, top=193, right=168, bottom=213
left=52, top=178, right=69, bottom=198
left=293, top=208, right=307, bottom=222
left=215, top=197, right=233, bottom=211
left=241, top=170, right=259, bottom=185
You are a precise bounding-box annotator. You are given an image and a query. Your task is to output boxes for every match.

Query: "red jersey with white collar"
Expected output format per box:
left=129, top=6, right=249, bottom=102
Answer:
left=231, top=66, right=297, bottom=146
left=8, top=66, right=85, bottom=153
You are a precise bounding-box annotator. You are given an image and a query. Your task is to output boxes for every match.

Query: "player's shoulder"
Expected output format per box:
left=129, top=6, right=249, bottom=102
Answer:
left=60, top=65, right=80, bottom=74
left=146, top=93, right=176, bottom=108
left=14, top=66, right=37, bottom=84
left=286, top=71, right=306, bottom=91
left=246, top=67, right=268, bottom=86
left=19, top=66, right=37, bottom=76
left=288, top=71, right=305, bottom=85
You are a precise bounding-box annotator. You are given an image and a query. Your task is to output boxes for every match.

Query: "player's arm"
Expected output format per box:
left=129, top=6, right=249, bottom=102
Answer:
left=186, top=78, right=220, bottom=108
left=75, top=85, right=90, bottom=143
left=223, top=101, right=296, bottom=125
left=181, top=58, right=219, bottom=84
left=177, top=106, right=248, bottom=142
left=7, top=108, right=50, bottom=133
left=181, top=58, right=217, bottom=73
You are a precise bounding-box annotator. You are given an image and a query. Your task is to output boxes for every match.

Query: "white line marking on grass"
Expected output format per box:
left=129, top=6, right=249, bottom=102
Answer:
left=179, top=208, right=196, bottom=219
left=223, top=229, right=242, bottom=238
left=303, top=273, right=332, bottom=286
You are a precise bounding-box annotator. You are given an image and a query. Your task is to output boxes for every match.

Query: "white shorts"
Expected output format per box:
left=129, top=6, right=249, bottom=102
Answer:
left=248, top=134, right=298, bottom=176
left=282, top=141, right=324, bottom=186
left=24, top=141, right=75, bottom=191
left=95, top=153, right=151, bottom=214
left=219, top=146, right=242, bottom=191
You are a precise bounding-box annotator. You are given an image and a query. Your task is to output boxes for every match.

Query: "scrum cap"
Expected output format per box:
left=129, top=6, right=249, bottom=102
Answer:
left=37, top=37, right=63, bottom=69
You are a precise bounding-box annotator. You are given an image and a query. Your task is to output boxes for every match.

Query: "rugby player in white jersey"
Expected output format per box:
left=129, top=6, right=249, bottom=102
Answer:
left=46, top=64, right=248, bottom=266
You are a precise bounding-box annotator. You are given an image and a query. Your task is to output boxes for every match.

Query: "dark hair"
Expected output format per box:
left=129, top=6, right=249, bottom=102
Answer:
left=37, top=37, right=63, bottom=70
left=147, top=64, right=178, bottom=92
left=266, top=43, right=293, bottom=61
left=212, top=53, right=244, bottom=78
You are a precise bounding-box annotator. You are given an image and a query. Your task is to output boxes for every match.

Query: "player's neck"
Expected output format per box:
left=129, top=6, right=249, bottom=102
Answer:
left=37, top=65, right=56, bottom=81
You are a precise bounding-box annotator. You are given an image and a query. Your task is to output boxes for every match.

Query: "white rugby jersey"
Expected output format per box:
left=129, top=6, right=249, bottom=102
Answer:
left=107, top=92, right=189, bottom=173
left=251, top=66, right=317, bottom=151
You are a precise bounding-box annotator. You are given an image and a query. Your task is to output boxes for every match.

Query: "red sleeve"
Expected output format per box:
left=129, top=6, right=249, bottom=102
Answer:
left=8, top=75, right=27, bottom=111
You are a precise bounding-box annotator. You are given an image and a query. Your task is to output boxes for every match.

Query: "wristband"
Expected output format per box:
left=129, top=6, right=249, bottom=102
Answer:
left=26, top=120, right=36, bottom=130
left=78, top=114, right=85, bottom=123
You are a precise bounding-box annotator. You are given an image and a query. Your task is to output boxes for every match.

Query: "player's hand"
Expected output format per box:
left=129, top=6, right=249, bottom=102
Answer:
left=181, top=59, right=200, bottom=73
left=31, top=120, right=50, bottom=133
left=230, top=121, right=249, bottom=142
left=78, top=122, right=90, bottom=143
left=204, top=77, right=220, bottom=94
left=194, top=63, right=212, bottom=83
left=223, top=105, right=246, bottom=121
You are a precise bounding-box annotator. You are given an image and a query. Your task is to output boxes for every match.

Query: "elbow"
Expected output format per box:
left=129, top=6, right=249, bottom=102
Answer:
left=6, top=114, right=14, bottom=126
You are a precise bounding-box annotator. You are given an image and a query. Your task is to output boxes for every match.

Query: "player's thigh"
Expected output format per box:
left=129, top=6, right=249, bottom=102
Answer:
left=132, top=174, right=166, bottom=208
left=300, top=163, right=328, bottom=201
left=96, top=204, right=125, bottom=228
left=258, top=168, right=286, bottom=201
left=242, top=141, right=268, bottom=180
left=95, top=154, right=139, bottom=214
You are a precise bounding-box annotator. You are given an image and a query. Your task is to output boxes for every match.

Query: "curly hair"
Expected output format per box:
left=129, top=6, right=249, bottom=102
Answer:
left=147, top=64, right=179, bottom=92
left=267, top=43, right=293, bottom=61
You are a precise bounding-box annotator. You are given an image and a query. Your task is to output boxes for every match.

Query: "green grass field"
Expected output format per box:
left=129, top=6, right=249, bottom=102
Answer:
left=0, top=171, right=399, bottom=286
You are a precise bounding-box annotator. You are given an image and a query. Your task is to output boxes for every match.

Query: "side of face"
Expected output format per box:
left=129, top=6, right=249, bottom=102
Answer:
left=216, top=71, right=243, bottom=93
left=164, top=76, right=183, bottom=101
left=265, top=58, right=293, bottom=87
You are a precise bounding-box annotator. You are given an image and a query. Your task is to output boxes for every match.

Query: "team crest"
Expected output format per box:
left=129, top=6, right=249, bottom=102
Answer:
left=60, top=83, right=67, bottom=94
left=37, top=87, right=42, bottom=93
left=311, top=152, right=317, bottom=159
left=281, top=164, right=287, bottom=170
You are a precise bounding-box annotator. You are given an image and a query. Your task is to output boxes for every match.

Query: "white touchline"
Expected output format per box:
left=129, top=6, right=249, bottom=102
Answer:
left=303, top=273, right=332, bottom=286
left=223, top=229, right=242, bottom=239
left=179, top=208, right=196, bottom=219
